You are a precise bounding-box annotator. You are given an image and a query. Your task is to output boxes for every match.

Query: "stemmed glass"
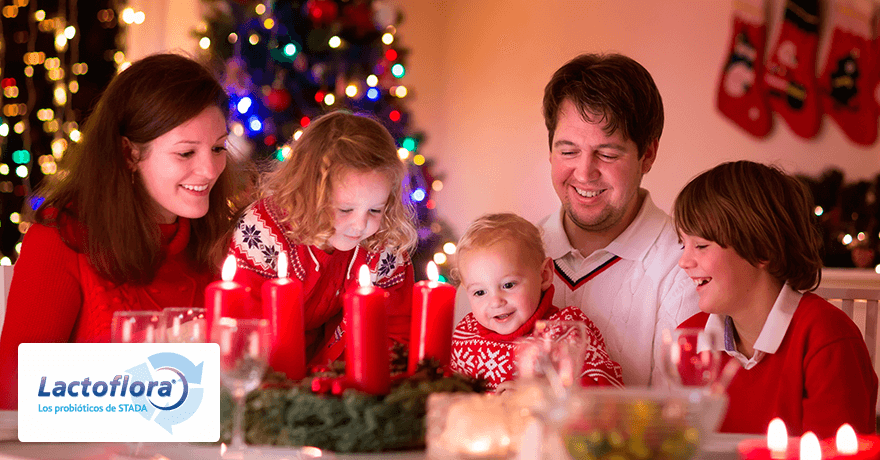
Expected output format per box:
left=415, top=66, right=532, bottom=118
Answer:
left=515, top=320, right=589, bottom=459
left=111, top=311, right=161, bottom=344
left=109, top=311, right=160, bottom=459
left=216, top=317, right=269, bottom=456
left=161, top=307, right=206, bottom=343
left=660, top=327, right=737, bottom=433
left=659, top=327, right=725, bottom=390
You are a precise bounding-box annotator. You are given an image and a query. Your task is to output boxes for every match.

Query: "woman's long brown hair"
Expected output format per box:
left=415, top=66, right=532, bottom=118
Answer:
left=34, top=53, right=237, bottom=285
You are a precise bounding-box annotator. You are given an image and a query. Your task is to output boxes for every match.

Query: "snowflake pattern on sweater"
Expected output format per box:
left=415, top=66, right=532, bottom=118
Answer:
left=230, top=200, right=405, bottom=286
left=450, top=304, right=624, bottom=391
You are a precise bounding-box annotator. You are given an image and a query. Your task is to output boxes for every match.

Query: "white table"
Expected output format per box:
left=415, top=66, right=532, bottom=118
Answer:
left=0, top=436, right=746, bottom=460
left=0, top=411, right=746, bottom=459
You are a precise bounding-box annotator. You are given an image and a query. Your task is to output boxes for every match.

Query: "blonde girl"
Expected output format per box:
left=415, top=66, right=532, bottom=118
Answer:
left=229, top=111, right=417, bottom=366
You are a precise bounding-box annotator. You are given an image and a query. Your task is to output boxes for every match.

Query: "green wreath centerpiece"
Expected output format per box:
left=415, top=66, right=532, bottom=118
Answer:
left=219, top=348, right=485, bottom=453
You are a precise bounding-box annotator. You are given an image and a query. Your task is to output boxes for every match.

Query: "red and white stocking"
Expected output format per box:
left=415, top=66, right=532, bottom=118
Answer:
left=717, top=0, right=772, bottom=138
left=820, top=0, right=877, bottom=145
left=764, top=0, right=822, bottom=139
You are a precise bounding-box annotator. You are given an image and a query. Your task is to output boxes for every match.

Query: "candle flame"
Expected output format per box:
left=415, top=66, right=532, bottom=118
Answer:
left=427, top=261, right=439, bottom=282
left=799, top=432, right=821, bottom=460
left=836, top=423, right=858, bottom=455
left=358, top=264, right=370, bottom=288
left=278, top=251, right=289, bottom=279
left=221, top=255, right=236, bottom=282
left=767, top=418, right=788, bottom=453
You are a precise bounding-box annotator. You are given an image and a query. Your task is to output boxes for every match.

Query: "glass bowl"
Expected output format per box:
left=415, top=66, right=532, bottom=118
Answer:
left=562, top=388, right=727, bottom=460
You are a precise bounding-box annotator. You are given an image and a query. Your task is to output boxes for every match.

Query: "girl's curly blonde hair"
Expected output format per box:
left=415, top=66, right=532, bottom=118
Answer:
left=263, top=111, right=417, bottom=256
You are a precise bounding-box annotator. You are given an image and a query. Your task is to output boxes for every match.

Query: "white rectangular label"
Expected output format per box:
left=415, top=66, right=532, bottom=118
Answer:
left=18, top=343, right=220, bottom=442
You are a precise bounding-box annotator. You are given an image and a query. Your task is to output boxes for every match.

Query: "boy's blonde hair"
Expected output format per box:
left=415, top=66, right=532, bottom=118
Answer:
left=452, top=213, right=546, bottom=284
left=673, top=161, right=823, bottom=291
left=263, top=111, right=417, bottom=256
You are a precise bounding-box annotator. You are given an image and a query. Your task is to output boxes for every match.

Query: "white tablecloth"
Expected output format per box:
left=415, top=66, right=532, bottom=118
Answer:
left=0, top=410, right=746, bottom=459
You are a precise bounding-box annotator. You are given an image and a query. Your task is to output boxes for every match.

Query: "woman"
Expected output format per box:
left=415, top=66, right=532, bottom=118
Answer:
left=0, top=53, right=241, bottom=409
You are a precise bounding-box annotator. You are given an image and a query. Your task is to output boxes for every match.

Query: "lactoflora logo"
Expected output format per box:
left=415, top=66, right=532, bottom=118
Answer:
left=36, top=352, right=204, bottom=433
left=19, top=343, right=219, bottom=442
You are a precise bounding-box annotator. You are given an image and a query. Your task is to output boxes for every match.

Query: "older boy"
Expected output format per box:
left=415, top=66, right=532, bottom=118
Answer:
left=676, top=161, right=877, bottom=437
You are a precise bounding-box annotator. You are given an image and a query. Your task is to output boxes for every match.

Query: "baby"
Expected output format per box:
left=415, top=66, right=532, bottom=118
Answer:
left=449, top=213, right=623, bottom=391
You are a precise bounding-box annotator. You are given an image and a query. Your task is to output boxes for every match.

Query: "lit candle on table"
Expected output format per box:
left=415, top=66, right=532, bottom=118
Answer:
left=826, top=423, right=880, bottom=459
left=738, top=418, right=793, bottom=459
left=408, top=261, right=456, bottom=374
left=205, top=255, right=248, bottom=342
left=800, top=432, right=821, bottom=460
left=262, top=251, right=306, bottom=380
left=344, top=264, right=390, bottom=395
left=739, top=420, right=880, bottom=460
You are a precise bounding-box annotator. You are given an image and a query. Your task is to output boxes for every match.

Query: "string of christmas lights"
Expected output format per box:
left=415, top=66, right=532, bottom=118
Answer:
left=0, top=0, right=122, bottom=264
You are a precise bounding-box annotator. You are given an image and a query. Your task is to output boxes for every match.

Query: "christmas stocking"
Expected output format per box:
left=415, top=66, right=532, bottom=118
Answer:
left=763, top=0, right=821, bottom=139
left=820, top=0, right=877, bottom=145
left=717, top=0, right=772, bottom=138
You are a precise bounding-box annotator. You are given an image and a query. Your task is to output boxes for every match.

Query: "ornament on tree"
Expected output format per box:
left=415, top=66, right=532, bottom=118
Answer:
left=717, top=0, right=773, bottom=138
left=819, top=0, right=877, bottom=145
left=306, top=0, right=339, bottom=26
left=343, top=1, right=375, bottom=37
left=763, top=0, right=821, bottom=139
left=265, top=72, right=292, bottom=112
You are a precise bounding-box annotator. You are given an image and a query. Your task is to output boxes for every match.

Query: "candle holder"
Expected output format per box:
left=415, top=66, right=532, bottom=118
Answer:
left=426, top=392, right=527, bottom=460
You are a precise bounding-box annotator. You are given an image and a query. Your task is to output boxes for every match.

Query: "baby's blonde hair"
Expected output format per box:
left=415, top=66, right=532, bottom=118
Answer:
left=262, top=111, right=417, bottom=256
left=452, top=213, right=546, bottom=284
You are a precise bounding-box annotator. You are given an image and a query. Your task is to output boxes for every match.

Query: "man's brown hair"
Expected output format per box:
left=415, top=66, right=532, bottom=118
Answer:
left=543, top=53, right=663, bottom=158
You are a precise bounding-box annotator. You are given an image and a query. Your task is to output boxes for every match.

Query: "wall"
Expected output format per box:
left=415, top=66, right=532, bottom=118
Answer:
left=401, top=0, right=880, bottom=238
left=129, top=0, right=880, bottom=239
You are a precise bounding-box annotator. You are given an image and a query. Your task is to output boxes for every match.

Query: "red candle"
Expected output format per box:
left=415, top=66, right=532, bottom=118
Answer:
left=205, top=255, right=248, bottom=342
left=408, top=261, right=456, bottom=374
left=344, top=264, right=390, bottom=395
left=823, top=424, right=880, bottom=460
left=739, top=421, right=880, bottom=460
left=262, top=251, right=306, bottom=381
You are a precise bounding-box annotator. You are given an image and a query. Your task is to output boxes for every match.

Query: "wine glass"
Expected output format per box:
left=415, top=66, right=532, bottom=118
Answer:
left=111, top=311, right=161, bottom=343
left=659, top=327, right=724, bottom=390
left=517, top=320, right=588, bottom=392
left=216, top=317, right=269, bottom=456
left=514, top=321, right=589, bottom=459
left=109, top=311, right=161, bottom=459
left=161, top=307, right=206, bottom=343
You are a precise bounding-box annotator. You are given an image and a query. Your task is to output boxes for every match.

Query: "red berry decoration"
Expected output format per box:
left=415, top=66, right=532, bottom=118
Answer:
left=264, top=87, right=292, bottom=112
left=307, top=0, right=338, bottom=25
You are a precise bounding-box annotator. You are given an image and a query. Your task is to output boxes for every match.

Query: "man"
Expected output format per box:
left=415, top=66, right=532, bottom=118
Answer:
left=538, top=53, right=699, bottom=386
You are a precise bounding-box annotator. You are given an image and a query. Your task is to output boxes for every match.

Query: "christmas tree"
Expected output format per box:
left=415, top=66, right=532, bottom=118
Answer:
left=199, top=0, right=455, bottom=280
left=0, top=0, right=121, bottom=263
